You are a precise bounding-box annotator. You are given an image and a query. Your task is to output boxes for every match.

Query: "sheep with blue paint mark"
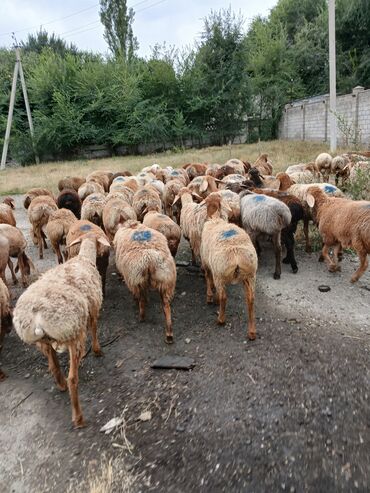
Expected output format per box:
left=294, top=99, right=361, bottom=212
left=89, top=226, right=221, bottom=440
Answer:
left=143, top=211, right=181, bottom=256
left=200, top=193, right=258, bottom=339
left=240, top=191, right=292, bottom=279
left=81, top=193, right=107, bottom=229
left=66, top=220, right=110, bottom=295
left=78, top=181, right=105, bottom=202
left=114, top=221, right=177, bottom=343
left=102, top=193, right=137, bottom=241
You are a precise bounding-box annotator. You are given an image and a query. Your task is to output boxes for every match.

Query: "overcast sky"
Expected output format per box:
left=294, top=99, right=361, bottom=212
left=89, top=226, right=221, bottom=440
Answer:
left=0, top=0, right=277, bottom=57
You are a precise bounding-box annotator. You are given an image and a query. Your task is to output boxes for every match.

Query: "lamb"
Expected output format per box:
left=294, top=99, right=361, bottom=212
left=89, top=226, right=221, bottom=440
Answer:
left=86, top=170, right=113, bottom=192
left=132, top=185, right=162, bottom=222
left=0, top=224, right=35, bottom=287
left=78, top=181, right=105, bottom=202
left=102, top=194, right=137, bottom=242
left=143, top=211, right=181, bottom=257
left=200, top=193, right=258, bottom=339
left=240, top=192, right=292, bottom=279
left=13, top=234, right=109, bottom=427
left=23, top=188, right=54, bottom=209
left=66, top=221, right=110, bottom=295
left=28, top=195, right=58, bottom=259
left=58, top=176, right=85, bottom=192
left=114, top=221, right=177, bottom=343
left=0, top=278, right=12, bottom=381
left=315, top=153, right=332, bottom=182
left=173, top=187, right=228, bottom=264
left=253, top=154, right=273, bottom=175
left=306, top=187, right=370, bottom=282
left=80, top=193, right=106, bottom=228
left=0, top=197, right=16, bottom=226
left=45, top=209, right=77, bottom=264
left=57, top=189, right=82, bottom=219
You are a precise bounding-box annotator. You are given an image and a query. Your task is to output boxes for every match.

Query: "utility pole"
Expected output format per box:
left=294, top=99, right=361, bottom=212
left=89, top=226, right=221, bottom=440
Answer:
left=328, top=0, right=337, bottom=152
left=1, top=45, right=39, bottom=170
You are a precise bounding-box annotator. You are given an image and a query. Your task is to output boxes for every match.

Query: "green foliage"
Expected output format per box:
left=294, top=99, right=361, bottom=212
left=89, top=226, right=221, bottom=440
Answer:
left=100, top=0, right=138, bottom=62
left=346, top=167, right=370, bottom=200
left=21, top=28, right=78, bottom=57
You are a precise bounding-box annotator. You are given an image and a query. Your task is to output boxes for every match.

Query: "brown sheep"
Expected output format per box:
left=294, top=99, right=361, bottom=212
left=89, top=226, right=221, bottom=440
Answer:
left=28, top=195, right=58, bottom=259
left=58, top=176, right=85, bottom=192
left=23, top=188, right=54, bottom=209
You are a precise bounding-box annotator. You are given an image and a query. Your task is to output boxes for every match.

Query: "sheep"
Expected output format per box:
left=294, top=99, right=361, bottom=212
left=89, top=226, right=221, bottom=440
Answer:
left=132, top=185, right=162, bottom=222
left=248, top=189, right=306, bottom=273
left=0, top=224, right=35, bottom=287
left=165, top=168, right=189, bottom=186
left=248, top=168, right=282, bottom=189
left=205, top=163, right=222, bottom=177
left=86, top=170, right=113, bottom=192
left=136, top=171, right=157, bottom=187
left=13, top=233, right=109, bottom=427
left=187, top=175, right=220, bottom=198
left=23, top=188, right=54, bottom=209
left=58, top=176, right=85, bottom=192
left=224, top=159, right=249, bottom=176
left=216, top=189, right=241, bottom=225
left=0, top=277, right=12, bottom=381
left=78, top=181, right=105, bottom=202
left=221, top=173, right=246, bottom=186
left=163, top=179, right=183, bottom=222
left=108, top=171, right=133, bottom=188
left=102, top=194, right=137, bottom=242
left=0, top=197, right=16, bottom=226
left=80, top=193, right=106, bottom=228
left=240, top=191, right=292, bottom=279
left=66, top=221, right=110, bottom=295
left=331, top=155, right=351, bottom=186
left=114, top=221, right=176, bottom=343
left=200, top=193, right=258, bottom=339
left=57, top=189, right=82, bottom=219
left=253, top=154, right=273, bottom=175
left=109, top=181, right=135, bottom=204
left=184, top=163, right=208, bottom=180
left=143, top=211, right=181, bottom=257
left=28, top=195, right=58, bottom=259
left=0, top=235, right=10, bottom=285
left=173, top=187, right=228, bottom=264
left=315, top=153, right=332, bottom=182
left=306, top=187, right=370, bottom=282
left=45, top=209, right=78, bottom=264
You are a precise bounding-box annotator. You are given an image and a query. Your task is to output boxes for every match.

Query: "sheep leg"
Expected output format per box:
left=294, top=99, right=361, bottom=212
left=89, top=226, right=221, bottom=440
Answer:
left=216, top=285, right=227, bottom=325
left=272, top=232, right=282, bottom=280
left=303, top=217, right=312, bottom=253
left=96, top=254, right=108, bottom=297
left=36, top=341, right=67, bottom=391
left=68, top=342, right=85, bottom=428
left=191, top=248, right=196, bottom=266
left=89, top=309, right=103, bottom=357
left=41, top=229, right=48, bottom=249
left=161, top=292, right=173, bottom=344
left=351, top=248, right=369, bottom=283
left=282, top=230, right=298, bottom=274
left=7, top=258, right=18, bottom=284
left=0, top=368, right=6, bottom=381
left=244, top=278, right=256, bottom=340
left=332, top=243, right=342, bottom=271
left=203, top=266, right=214, bottom=304
left=51, top=240, right=64, bottom=264
left=36, top=226, right=44, bottom=259
left=321, top=244, right=339, bottom=272
left=138, top=291, right=146, bottom=322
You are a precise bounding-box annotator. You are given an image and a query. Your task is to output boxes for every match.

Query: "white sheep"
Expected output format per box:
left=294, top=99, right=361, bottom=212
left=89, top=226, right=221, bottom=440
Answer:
left=315, top=153, right=332, bottom=182
left=13, top=234, right=109, bottom=428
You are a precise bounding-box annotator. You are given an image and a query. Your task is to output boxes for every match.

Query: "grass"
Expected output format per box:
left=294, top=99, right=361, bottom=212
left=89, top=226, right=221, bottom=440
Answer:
left=0, top=140, right=343, bottom=196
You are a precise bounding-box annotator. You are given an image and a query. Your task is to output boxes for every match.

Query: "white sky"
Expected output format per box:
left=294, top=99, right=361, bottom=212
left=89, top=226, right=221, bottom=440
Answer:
left=0, top=0, right=277, bottom=57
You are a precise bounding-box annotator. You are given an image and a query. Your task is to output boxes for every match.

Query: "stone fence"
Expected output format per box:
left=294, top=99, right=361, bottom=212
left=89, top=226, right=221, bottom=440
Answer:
left=278, top=86, right=370, bottom=147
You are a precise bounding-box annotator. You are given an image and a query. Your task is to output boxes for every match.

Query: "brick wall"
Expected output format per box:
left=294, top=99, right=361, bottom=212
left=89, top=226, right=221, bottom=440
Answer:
left=278, top=86, right=370, bottom=147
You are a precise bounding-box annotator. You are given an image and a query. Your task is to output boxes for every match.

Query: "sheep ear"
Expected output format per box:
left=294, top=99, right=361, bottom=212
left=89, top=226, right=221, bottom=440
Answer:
left=98, top=237, right=111, bottom=247
left=214, top=178, right=223, bottom=183
left=172, top=195, right=180, bottom=206
left=223, top=202, right=232, bottom=212
left=192, top=192, right=203, bottom=201
left=306, top=194, right=315, bottom=208
left=199, top=180, right=209, bottom=193
left=199, top=199, right=206, bottom=206
left=68, top=238, right=82, bottom=248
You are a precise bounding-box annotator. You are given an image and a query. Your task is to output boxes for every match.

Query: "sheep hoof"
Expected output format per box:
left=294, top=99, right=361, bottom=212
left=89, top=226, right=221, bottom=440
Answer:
left=93, top=349, right=104, bottom=357
left=350, top=276, right=358, bottom=283
left=318, top=255, right=324, bottom=262
left=292, top=267, right=298, bottom=274
left=328, top=265, right=337, bottom=273
left=248, top=332, right=256, bottom=341
left=273, top=273, right=281, bottom=280
left=58, top=382, right=68, bottom=392
left=165, top=335, right=174, bottom=344
left=282, top=258, right=290, bottom=264
left=73, top=417, right=86, bottom=429
left=217, top=318, right=225, bottom=325
left=207, top=297, right=214, bottom=304
left=0, top=371, right=7, bottom=381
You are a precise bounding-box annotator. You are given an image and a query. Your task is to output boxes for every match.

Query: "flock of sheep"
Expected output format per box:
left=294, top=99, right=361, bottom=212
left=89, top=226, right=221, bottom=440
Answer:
left=0, top=150, right=369, bottom=428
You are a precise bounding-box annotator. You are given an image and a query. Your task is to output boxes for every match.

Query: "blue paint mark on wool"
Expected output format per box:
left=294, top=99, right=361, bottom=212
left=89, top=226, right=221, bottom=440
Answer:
left=221, top=229, right=238, bottom=239
left=114, top=176, right=125, bottom=182
left=252, top=195, right=266, bottom=202
left=80, top=224, right=92, bottom=232
left=324, top=185, right=336, bottom=193
left=132, top=230, right=152, bottom=242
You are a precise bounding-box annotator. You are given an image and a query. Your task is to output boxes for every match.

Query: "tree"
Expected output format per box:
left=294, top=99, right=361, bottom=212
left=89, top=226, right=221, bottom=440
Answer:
left=21, top=29, right=78, bottom=57
left=99, top=0, right=138, bottom=62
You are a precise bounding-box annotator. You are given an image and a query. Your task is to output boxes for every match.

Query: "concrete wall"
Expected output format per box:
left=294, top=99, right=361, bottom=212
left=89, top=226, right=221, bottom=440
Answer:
left=278, top=86, right=370, bottom=147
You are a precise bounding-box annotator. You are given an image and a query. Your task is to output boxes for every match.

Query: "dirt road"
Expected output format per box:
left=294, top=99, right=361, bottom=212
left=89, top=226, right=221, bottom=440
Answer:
left=1, top=196, right=369, bottom=492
